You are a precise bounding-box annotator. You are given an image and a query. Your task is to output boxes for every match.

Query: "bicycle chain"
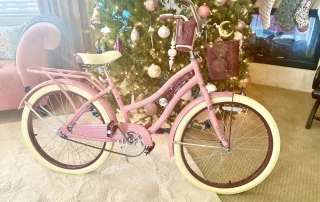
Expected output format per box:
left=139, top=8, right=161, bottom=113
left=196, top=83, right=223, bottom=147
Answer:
left=66, top=138, right=146, bottom=157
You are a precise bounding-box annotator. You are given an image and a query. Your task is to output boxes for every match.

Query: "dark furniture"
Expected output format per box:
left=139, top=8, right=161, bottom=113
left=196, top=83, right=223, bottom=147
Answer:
left=306, top=67, right=320, bottom=129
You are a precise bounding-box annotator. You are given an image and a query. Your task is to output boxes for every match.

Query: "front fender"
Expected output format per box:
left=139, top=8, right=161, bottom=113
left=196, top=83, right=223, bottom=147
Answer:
left=19, top=79, right=117, bottom=122
left=168, top=92, right=233, bottom=157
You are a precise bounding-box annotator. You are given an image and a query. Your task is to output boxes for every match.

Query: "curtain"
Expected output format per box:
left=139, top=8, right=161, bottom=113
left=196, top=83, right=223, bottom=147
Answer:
left=37, top=0, right=92, bottom=53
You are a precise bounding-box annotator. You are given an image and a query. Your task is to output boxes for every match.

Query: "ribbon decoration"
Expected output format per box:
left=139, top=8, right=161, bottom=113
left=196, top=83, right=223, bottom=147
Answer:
left=112, top=10, right=131, bottom=35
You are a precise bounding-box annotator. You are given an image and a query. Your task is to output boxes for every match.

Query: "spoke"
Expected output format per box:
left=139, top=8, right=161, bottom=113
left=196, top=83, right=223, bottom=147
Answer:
left=184, top=132, right=218, bottom=145
left=233, top=129, right=268, bottom=149
left=232, top=112, right=260, bottom=140
left=233, top=123, right=266, bottom=145
left=47, top=96, right=57, bottom=117
left=54, top=93, right=66, bottom=117
left=205, top=152, right=229, bottom=180
left=175, top=141, right=222, bottom=149
left=232, top=148, right=268, bottom=152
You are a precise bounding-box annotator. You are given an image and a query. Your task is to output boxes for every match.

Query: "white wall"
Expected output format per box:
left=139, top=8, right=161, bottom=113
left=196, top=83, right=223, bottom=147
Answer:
left=249, top=63, right=316, bottom=92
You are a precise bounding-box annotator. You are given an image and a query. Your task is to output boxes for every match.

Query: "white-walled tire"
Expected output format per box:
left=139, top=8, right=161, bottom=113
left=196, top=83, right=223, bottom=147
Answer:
left=174, top=95, right=280, bottom=194
left=21, top=84, right=113, bottom=174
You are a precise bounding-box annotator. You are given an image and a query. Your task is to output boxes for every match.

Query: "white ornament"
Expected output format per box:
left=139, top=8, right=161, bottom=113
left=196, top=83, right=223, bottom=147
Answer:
left=215, top=0, right=226, bottom=6
left=181, top=90, right=192, bottom=101
left=159, top=0, right=184, bottom=14
left=148, top=64, right=161, bottom=78
left=131, top=27, right=140, bottom=44
left=234, top=31, right=243, bottom=54
left=168, top=32, right=177, bottom=70
left=91, top=6, right=101, bottom=25
left=148, top=25, right=155, bottom=48
left=158, top=25, right=170, bottom=38
left=206, top=83, right=217, bottom=93
left=101, top=26, right=111, bottom=36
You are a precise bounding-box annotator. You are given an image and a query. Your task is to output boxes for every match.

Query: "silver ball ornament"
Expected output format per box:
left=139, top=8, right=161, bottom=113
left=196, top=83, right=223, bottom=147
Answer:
left=236, top=21, right=246, bottom=32
left=131, top=27, right=140, bottom=43
left=144, top=0, right=158, bottom=12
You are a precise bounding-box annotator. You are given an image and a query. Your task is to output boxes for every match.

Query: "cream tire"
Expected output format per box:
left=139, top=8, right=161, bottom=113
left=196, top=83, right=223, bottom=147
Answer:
left=21, top=84, right=113, bottom=175
left=174, top=95, right=280, bottom=194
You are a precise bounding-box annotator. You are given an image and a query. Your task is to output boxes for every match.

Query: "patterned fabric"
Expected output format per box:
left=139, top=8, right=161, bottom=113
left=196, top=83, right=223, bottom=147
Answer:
left=294, top=0, right=313, bottom=32
left=259, top=0, right=276, bottom=29
left=0, top=24, right=25, bottom=60
left=274, top=0, right=302, bottom=32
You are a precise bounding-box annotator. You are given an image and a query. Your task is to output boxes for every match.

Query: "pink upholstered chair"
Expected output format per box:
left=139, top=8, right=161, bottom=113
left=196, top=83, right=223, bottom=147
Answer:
left=0, top=22, right=61, bottom=111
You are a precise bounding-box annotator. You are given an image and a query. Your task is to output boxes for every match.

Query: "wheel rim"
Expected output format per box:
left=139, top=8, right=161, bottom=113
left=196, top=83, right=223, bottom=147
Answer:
left=179, top=102, right=273, bottom=188
left=27, top=91, right=107, bottom=170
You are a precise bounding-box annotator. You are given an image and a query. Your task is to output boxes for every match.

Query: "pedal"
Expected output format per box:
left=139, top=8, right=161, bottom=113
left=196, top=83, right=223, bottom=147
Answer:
left=145, top=141, right=155, bottom=155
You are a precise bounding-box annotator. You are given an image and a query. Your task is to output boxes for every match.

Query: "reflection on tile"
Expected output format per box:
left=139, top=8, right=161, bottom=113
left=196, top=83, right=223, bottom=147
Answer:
left=249, top=63, right=267, bottom=85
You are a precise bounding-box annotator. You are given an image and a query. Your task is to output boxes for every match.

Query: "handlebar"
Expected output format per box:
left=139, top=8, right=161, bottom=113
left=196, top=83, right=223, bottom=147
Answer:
left=159, top=14, right=174, bottom=20
left=159, top=14, right=188, bottom=21
left=160, top=0, right=203, bottom=35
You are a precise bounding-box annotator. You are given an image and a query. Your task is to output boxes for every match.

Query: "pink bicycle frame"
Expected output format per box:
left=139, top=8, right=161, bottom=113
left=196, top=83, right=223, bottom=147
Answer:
left=25, top=59, right=230, bottom=148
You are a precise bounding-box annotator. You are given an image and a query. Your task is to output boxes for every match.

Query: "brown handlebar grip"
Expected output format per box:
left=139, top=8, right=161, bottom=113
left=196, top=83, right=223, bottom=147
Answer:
left=160, top=14, right=174, bottom=20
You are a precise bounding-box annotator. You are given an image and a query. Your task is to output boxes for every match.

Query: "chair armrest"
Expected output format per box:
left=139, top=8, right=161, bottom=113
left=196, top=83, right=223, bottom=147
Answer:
left=16, top=22, right=61, bottom=88
left=312, top=67, right=320, bottom=90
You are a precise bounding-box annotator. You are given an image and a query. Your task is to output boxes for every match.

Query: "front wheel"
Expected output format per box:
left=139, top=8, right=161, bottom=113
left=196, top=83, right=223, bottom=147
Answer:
left=174, top=95, right=280, bottom=194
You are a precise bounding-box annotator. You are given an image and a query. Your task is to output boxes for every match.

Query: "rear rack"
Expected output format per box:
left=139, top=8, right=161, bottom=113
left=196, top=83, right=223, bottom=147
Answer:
left=27, top=66, right=106, bottom=91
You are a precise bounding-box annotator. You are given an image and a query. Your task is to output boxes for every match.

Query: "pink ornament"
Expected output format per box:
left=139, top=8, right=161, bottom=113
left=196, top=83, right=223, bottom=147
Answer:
left=236, top=21, right=246, bottom=32
left=144, top=103, right=158, bottom=116
left=198, top=3, right=211, bottom=18
left=144, top=0, right=158, bottom=12
left=115, top=38, right=122, bottom=53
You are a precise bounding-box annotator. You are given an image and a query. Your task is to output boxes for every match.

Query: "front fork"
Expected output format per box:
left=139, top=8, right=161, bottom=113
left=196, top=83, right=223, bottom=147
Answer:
left=198, top=83, right=230, bottom=148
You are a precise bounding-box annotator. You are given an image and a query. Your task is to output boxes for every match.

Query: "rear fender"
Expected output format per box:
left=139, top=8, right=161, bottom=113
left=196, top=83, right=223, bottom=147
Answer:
left=19, top=79, right=116, bottom=122
left=168, top=92, right=233, bottom=157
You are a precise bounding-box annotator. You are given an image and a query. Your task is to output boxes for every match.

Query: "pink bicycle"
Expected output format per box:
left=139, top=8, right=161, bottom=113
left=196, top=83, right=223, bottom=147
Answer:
left=20, top=0, right=280, bottom=195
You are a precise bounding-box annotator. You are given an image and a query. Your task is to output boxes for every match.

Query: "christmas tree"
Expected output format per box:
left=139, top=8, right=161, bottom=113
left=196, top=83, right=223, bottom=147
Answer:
left=86, top=0, right=253, bottom=123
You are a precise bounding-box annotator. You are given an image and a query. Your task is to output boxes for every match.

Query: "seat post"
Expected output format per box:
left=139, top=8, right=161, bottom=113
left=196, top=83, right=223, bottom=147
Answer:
left=104, top=64, right=111, bottom=78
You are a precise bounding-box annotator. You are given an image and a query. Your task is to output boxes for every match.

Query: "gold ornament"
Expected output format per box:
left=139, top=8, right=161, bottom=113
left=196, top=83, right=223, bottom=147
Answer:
left=218, top=21, right=234, bottom=39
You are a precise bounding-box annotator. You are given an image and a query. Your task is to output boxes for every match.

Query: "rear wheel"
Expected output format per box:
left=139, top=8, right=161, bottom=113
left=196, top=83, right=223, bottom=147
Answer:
left=21, top=84, right=113, bottom=174
left=174, top=95, right=280, bottom=194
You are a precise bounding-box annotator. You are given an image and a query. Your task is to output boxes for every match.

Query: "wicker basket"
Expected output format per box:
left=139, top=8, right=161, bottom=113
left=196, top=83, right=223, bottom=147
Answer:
left=206, top=40, right=240, bottom=80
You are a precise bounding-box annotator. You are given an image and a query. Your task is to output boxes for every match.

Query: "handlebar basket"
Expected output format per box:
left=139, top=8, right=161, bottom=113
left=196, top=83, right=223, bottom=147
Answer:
left=206, top=40, right=240, bottom=80
left=175, top=19, right=197, bottom=52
